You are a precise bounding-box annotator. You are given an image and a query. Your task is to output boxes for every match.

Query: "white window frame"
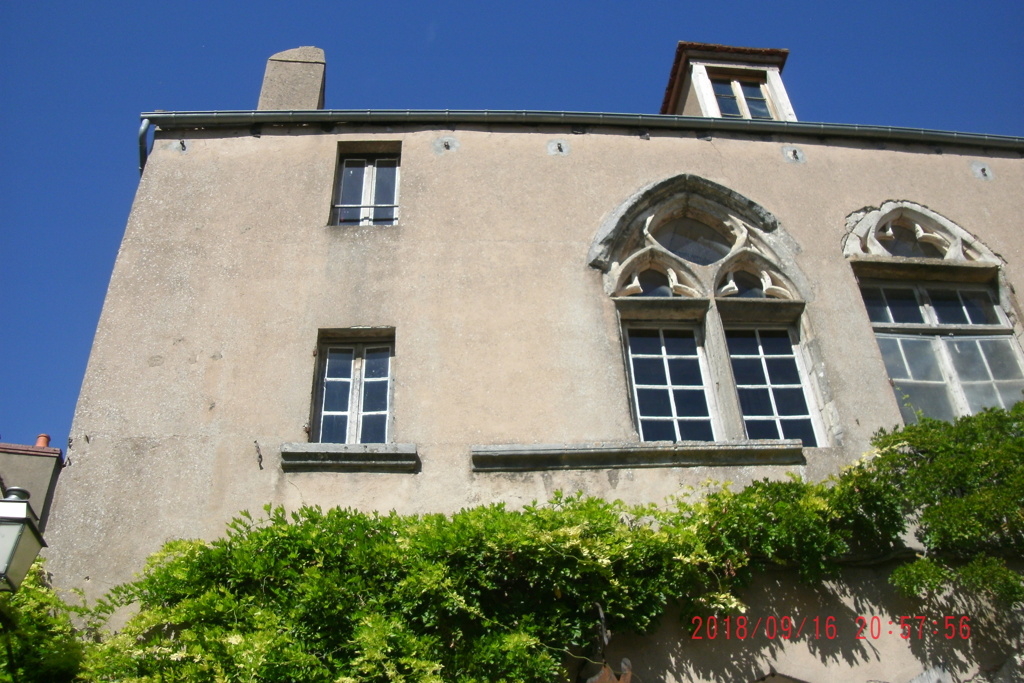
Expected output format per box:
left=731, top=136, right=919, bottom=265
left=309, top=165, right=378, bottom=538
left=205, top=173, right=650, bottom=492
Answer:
left=314, top=341, right=394, bottom=444
left=690, top=62, right=797, bottom=122
left=861, top=280, right=1024, bottom=422
left=330, top=154, right=400, bottom=226
left=624, top=325, right=720, bottom=442
left=621, top=317, right=824, bottom=447
left=723, top=325, right=823, bottom=447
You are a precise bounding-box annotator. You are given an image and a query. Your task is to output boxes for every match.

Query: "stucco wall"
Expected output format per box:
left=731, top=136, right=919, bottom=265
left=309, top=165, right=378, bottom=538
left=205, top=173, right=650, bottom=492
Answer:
left=46, top=123, right=1024, bottom=679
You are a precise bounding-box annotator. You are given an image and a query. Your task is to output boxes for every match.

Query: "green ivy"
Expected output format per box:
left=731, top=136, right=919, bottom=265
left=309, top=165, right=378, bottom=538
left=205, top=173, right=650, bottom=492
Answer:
left=4, top=404, right=1022, bottom=681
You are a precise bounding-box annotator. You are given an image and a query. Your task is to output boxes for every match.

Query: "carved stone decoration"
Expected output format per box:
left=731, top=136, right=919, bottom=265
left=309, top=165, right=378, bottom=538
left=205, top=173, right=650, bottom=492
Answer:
left=589, top=174, right=780, bottom=273
left=715, top=251, right=795, bottom=299
left=842, top=201, right=999, bottom=264
left=609, top=246, right=702, bottom=297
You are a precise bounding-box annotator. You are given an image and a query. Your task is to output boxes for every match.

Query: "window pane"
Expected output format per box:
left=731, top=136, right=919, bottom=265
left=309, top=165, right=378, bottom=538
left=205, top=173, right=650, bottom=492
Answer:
left=373, top=160, right=397, bottom=205
left=716, top=96, right=742, bottom=117
left=337, top=207, right=362, bottom=224
left=640, top=420, right=676, bottom=442
left=364, top=348, right=390, bottom=378
left=725, top=330, right=758, bottom=355
left=998, top=383, right=1024, bottom=409
left=326, top=349, right=354, bottom=378
left=372, top=206, right=396, bottom=224
left=678, top=421, right=714, bottom=441
left=877, top=337, right=909, bottom=379
left=895, top=382, right=956, bottom=423
left=746, top=420, right=779, bottom=439
left=962, top=291, right=999, bottom=324
left=662, top=330, right=697, bottom=356
left=781, top=419, right=817, bottom=447
left=363, top=380, right=389, bottom=412
left=738, top=388, right=774, bottom=415
left=321, top=415, right=348, bottom=443
left=946, top=339, right=990, bottom=381
left=323, top=380, right=351, bottom=412
left=746, top=97, right=772, bottom=119
left=861, top=287, right=890, bottom=323
left=628, top=329, right=662, bottom=355
left=766, top=357, right=801, bottom=384
left=774, top=388, right=809, bottom=416
left=654, top=218, right=732, bottom=266
left=881, top=224, right=944, bottom=258
left=903, top=338, right=943, bottom=381
left=712, top=80, right=742, bottom=117
left=339, top=161, right=365, bottom=206
left=673, top=389, right=709, bottom=417
left=667, top=358, right=702, bottom=386
left=963, top=383, right=1000, bottom=414
left=980, top=339, right=1024, bottom=380
left=637, top=389, right=672, bottom=417
left=884, top=288, right=924, bottom=323
left=758, top=330, right=792, bottom=356
left=711, top=79, right=734, bottom=95
left=732, top=271, right=766, bottom=298
left=637, top=270, right=673, bottom=297
left=732, top=358, right=766, bottom=385
left=632, top=357, right=667, bottom=385
left=360, top=415, right=387, bottom=444
left=929, top=289, right=968, bottom=325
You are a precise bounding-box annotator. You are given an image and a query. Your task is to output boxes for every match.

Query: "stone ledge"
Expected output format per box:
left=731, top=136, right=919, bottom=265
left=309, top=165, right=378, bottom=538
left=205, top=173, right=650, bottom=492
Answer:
left=280, top=443, right=419, bottom=472
left=471, top=440, right=804, bottom=471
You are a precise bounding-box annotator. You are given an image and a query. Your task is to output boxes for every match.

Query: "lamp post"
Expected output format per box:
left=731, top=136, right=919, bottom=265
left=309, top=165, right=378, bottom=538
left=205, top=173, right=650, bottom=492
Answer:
left=0, top=488, right=45, bottom=592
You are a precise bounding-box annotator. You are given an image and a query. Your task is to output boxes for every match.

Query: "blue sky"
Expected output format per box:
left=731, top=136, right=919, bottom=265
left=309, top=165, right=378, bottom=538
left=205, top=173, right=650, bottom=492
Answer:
left=1, top=1, right=1022, bottom=453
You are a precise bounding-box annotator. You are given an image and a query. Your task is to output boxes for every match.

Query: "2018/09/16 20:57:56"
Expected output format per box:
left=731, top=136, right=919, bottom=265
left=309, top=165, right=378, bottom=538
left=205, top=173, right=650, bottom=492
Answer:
left=689, top=615, right=972, bottom=641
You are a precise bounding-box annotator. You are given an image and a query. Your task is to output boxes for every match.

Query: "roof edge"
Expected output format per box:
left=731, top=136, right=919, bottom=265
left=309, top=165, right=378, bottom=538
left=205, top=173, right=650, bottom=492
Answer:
left=140, top=109, right=1024, bottom=152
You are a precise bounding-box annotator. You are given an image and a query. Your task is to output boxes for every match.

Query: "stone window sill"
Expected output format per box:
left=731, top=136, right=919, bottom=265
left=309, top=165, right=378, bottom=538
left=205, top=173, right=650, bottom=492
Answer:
left=471, top=440, right=804, bottom=471
left=280, top=443, right=419, bottom=472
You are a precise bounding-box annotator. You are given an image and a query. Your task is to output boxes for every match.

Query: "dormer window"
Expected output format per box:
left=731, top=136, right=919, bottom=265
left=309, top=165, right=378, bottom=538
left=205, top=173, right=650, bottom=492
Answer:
left=660, top=42, right=797, bottom=122
left=711, top=78, right=773, bottom=120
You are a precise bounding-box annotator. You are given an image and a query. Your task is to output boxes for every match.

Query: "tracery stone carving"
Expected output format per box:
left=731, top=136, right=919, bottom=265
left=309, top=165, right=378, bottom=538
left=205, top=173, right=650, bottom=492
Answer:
left=591, top=174, right=803, bottom=301
left=715, top=252, right=795, bottom=299
left=842, top=200, right=997, bottom=263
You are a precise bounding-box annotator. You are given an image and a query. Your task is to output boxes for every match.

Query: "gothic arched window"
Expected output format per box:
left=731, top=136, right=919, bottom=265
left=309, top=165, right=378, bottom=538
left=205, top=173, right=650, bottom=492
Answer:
left=591, top=175, right=825, bottom=447
left=843, top=201, right=1024, bottom=423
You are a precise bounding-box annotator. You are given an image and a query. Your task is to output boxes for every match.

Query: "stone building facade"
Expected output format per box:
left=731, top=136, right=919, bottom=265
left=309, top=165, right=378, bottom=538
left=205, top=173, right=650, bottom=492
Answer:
left=47, top=44, right=1024, bottom=681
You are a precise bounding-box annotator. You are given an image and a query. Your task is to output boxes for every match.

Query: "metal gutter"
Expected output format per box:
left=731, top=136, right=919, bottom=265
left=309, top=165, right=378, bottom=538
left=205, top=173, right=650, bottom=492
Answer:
left=137, top=109, right=1024, bottom=173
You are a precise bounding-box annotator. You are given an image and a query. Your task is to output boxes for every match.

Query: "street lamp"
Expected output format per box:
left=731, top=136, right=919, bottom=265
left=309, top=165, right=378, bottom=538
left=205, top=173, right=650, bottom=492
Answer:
left=0, top=488, right=45, bottom=592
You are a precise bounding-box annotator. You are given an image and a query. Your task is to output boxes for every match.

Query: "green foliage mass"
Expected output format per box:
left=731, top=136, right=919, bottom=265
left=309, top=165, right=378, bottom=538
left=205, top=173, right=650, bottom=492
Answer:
left=0, top=562, right=85, bottom=683
left=835, top=402, right=1024, bottom=603
left=4, top=405, right=1022, bottom=682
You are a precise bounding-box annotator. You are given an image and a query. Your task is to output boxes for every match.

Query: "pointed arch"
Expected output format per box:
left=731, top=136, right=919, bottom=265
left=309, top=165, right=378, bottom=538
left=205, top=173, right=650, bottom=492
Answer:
left=589, top=174, right=780, bottom=272
left=842, top=200, right=1000, bottom=264
left=715, top=250, right=796, bottom=300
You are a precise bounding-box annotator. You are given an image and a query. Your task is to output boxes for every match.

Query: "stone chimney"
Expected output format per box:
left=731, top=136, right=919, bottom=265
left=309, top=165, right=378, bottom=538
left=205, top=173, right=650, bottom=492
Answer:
left=257, top=46, right=326, bottom=110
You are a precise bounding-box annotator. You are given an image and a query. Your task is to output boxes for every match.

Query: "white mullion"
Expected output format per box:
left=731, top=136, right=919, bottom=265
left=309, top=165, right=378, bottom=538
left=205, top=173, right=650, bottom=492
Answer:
left=732, top=80, right=753, bottom=119
left=755, top=330, right=785, bottom=436
left=694, top=328, right=719, bottom=440
left=933, top=335, right=971, bottom=416
left=361, top=162, right=376, bottom=225
left=349, top=345, right=366, bottom=443
left=659, top=330, right=683, bottom=440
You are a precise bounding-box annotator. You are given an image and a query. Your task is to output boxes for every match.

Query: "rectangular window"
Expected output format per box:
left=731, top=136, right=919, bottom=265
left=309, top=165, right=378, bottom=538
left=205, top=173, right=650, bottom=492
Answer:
left=315, top=341, right=393, bottom=444
left=330, top=154, right=400, bottom=226
left=861, top=283, right=1024, bottom=423
left=710, top=77, right=773, bottom=120
left=625, top=327, right=715, bottom=442
left=725, top=329, right=818, bottom=446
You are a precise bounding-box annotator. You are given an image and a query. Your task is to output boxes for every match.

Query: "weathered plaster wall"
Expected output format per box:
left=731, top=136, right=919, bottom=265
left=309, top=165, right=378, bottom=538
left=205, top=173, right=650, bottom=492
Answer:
left=46, top=124, right=1024, bottom=679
